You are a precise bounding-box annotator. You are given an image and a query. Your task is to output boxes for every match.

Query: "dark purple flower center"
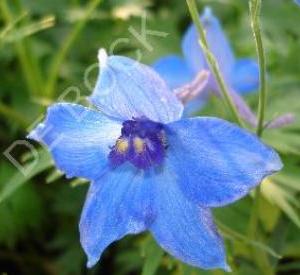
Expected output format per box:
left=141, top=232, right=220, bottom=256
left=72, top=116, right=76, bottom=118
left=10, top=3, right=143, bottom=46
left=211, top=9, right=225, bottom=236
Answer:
left=109, top=118, right=167, bottom=169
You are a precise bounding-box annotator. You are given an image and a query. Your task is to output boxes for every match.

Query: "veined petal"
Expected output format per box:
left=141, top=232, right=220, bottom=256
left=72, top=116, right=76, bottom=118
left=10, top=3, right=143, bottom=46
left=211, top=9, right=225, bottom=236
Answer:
left=28, top=103, right=121, bottom=180
left=166, top=117, right=282, bottom=207
left=80, top=164, right=156, bottom=268
left=150, top=166, right=229, bottom=271
left=152, top=55, right=194, bottom=89
left=90, top=49, right=183, bottom=124
left=231, top=58, right=259, bottom=94
left=182, top=7, right=235, bottom=86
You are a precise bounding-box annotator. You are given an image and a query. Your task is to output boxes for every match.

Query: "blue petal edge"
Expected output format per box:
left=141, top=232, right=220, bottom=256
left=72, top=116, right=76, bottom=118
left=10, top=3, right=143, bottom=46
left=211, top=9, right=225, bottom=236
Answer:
left=152, top=55, right=195, bottom=90
left=90, top=51, right=183, bottom=124
left=182, top=7, right=235, bottom=87
left=28, top=103, right=121, bottom=180
left=150, top=165, right=230, bottom=271
left=165, top=117, right=283, bottom=207
left=80, top=164, right=156, bottom=268
left=230, top=58, right=259, bottom=94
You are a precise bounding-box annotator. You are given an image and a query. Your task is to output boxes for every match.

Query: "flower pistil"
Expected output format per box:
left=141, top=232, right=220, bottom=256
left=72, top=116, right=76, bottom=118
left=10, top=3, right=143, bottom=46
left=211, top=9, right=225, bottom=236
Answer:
left=108, top=117, right=167, bottom=169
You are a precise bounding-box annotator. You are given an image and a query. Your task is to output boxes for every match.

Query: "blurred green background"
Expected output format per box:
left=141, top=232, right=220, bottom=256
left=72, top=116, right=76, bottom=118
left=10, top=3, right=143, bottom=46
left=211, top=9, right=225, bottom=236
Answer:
left=0, top=0, right=300, bottom=274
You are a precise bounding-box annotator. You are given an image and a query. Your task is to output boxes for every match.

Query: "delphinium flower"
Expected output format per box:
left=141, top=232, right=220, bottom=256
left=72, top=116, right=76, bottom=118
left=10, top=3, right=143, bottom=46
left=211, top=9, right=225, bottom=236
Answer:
left=28, top=49, right=282, bottom=271
left=153, top=7, right=259, bottom=118
left=153, top=6, right=295, bottom=128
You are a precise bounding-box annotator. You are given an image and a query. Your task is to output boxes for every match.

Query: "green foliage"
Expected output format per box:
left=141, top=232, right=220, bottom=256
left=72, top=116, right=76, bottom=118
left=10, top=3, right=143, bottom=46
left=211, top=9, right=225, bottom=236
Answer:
left=0, top=164, right=44, bottom=247
left=0, top=150, right=53, bottom=204
left=141, top=236, right=164, bottom=275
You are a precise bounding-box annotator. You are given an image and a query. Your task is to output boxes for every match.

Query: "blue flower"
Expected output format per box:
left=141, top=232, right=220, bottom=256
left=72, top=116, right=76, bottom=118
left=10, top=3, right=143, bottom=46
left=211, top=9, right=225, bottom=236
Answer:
left=153, top=7, right=260, bottom=110
left=28, top=49, right=282, bottom=271
left=295, top=0, right=300, bottom=6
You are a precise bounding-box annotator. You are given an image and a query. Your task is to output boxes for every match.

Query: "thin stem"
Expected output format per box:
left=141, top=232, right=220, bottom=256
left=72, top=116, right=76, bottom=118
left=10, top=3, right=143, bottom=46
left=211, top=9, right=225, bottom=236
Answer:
left=44, top=0, right=101, bottom=98
left=185, top=0, right=245, bottom=128
left=248, top=1, right=273, bottom=273
left=247, top=2, right=274, bottom=272
left=0, top=11, right=27, bottom=43
left=250, top=0, right=267, bottom=137
left=0, top=0, right=43, bottom=96
left=15, top=0, right=45, bottom=96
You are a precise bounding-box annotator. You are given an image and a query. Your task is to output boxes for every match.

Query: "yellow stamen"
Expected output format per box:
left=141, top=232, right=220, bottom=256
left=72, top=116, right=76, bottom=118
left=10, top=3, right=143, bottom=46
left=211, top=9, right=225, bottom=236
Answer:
left=116, top=138, right=129, bottom=153
left=133, top=137, right=145, bottom=153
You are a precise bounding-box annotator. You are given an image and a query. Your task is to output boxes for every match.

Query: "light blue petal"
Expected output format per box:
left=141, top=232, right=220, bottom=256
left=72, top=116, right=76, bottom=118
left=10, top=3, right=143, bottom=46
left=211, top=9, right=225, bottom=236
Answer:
left=231, top=58, right=259, bottom=94
left=183, top=96, right=207, bottom=116
left=182, top=7, right=235, bottom=87
left=28, top=103, right=121, bottom=180
left=295, top=0, right=300, bottom=6
left=80, top=164, right=155, bottom=268
left=152, top=55, right=195, bottom=89
left=181, top=20, right=206, bottom=74
left=90, top=51, right=183, bottom=123
left=166, top=117, right=282, bottom=207
left=150, top=165, right=229, bottom=271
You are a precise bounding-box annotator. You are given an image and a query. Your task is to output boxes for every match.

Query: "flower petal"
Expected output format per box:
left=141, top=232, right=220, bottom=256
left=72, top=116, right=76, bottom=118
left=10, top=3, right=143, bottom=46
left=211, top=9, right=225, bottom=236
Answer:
left=150, top=165, right=229, bottom=271
left=90, top=50, right=183, bottom=123
left=80, top=164, right=156, bottom=268
left=230, top=89, right=257, bottom=127
left=231, top=58, right=259, bottom=94
left=28, top=103, right=121, bottom=180
left=182, top=7, right=235, bottom=87
left=166, top=117, right=282, bottom=207
left=183, top=96, right=207, bottom=116
left=181, top=20, right=205, bottom=74
left=152, top=55, right=194, bottom=89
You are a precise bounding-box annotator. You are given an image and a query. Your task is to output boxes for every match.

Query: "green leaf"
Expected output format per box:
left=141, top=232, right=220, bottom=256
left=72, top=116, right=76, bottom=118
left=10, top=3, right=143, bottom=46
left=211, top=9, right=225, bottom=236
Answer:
left=273, top=159, right=300, bottom=192
left=0, top=163, right=44, bottom=247
left=216, top=220, right=281, bottom=259
left=278, top=261, right=300, bottom=273
left=0, top=149, right=53, bottom=204
left=141, top=236, right=164, bottom=275
left=70, top=177, right=88, bottom=187
left=46, top=168, right=64, bottom=183
left=261, top=179, right=300, bottom=228
left=0, top=11, right=28, bottom=42
left=258, top=195, right=280, bottom=233
left=1, top=15, right=55, bottom=44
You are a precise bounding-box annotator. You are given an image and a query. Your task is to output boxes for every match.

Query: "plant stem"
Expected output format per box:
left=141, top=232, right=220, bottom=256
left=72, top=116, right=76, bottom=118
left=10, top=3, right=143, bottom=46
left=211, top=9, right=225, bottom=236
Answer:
left=248, top=1, right=273, bottom=272
left=15, top=0, right=45, bottom=96
left=44, top=0, right=101, bottom=98
left=0, top=0, right=43, bottom=96
left=250, top=0, right=267, bottom=136
left=185, top=0, right=245, bottom=128
left=248, top=0, right=266, bottom=240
